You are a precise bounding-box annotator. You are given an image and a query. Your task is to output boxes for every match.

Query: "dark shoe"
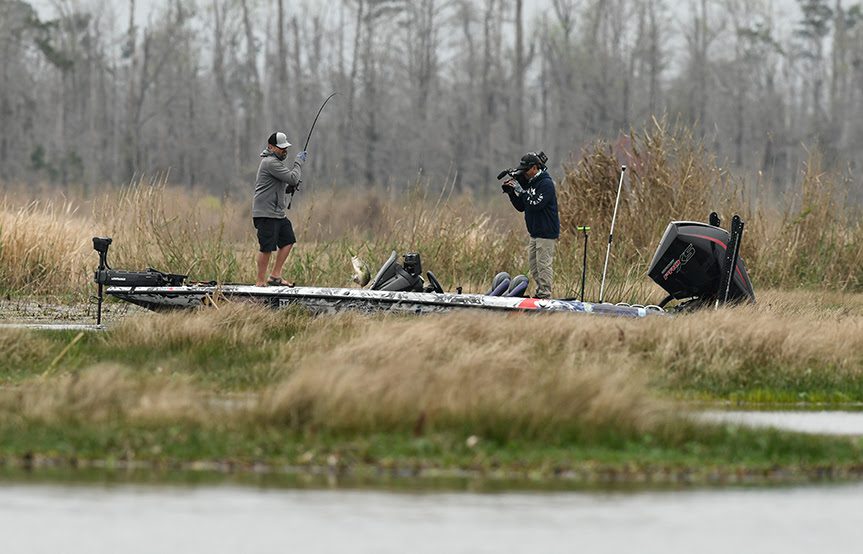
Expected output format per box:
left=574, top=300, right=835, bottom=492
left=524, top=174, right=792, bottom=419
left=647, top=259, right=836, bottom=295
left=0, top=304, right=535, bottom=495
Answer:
left=267, top=276, right=295, bottom=287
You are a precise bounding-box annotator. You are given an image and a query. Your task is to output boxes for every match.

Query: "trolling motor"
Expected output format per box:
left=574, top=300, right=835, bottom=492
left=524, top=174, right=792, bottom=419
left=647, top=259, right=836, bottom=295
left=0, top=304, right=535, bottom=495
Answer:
left=92, top=237, right=188, bottom=324
left=93, top=237, right=112, bottom=325
left=646, top=213, right=755, bottom=310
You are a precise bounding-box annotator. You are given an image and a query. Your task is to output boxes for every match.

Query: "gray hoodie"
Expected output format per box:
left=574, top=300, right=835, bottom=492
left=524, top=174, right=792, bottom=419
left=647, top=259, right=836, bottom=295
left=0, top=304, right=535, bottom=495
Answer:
left=252, top=151, right=303, bottom=218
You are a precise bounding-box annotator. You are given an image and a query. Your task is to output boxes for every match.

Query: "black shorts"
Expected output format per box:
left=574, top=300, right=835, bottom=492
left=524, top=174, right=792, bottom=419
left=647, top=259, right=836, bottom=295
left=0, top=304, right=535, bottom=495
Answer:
left=253, top=217, right=296, bottom=252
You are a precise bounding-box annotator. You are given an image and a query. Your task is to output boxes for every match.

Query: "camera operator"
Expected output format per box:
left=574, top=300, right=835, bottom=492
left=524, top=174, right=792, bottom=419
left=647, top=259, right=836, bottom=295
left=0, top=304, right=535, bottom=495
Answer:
left=501, top=152, right=559, bottom=299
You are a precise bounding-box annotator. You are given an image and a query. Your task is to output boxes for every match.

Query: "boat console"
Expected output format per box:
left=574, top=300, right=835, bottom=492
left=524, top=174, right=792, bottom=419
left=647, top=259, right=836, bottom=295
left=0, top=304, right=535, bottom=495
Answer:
left=366, top=251, right=445, bottom=294
left=368, top=251, right=425, bottom=292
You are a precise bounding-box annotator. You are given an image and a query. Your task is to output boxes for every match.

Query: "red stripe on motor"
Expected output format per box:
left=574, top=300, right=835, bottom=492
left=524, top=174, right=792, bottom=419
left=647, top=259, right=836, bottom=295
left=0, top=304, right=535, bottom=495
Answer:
left=690, top=234, right=746, bottom=283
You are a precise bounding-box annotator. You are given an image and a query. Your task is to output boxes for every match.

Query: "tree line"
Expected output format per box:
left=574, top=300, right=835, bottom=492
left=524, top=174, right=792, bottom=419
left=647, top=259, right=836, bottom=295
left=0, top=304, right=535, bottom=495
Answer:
left=1, top=0, right=861, bottom=198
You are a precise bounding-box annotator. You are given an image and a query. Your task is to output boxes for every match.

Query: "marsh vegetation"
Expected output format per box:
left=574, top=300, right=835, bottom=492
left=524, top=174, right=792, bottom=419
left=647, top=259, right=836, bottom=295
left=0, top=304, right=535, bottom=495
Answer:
left=1, top=124, right=860, bottom=299
left=1, top=124, right=861, bottom=482
left=2, top=296, right=863, bottom=481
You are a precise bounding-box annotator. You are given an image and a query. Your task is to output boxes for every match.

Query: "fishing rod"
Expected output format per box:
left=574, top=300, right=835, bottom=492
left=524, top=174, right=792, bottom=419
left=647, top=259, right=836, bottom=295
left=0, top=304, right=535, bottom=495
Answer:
left=288, top=92, right=338, bottom=209
left=599, top=165, right=626, bottom=304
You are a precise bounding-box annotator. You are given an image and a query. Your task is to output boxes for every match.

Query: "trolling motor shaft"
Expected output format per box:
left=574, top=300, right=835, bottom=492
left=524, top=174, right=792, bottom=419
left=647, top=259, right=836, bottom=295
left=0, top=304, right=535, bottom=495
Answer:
left=92, top=237, right=113, bottom=325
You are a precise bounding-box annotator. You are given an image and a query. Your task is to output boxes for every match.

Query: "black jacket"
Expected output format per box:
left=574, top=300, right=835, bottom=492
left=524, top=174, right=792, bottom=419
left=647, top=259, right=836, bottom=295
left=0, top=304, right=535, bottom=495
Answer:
left=506, top=170, right=560, bottom=239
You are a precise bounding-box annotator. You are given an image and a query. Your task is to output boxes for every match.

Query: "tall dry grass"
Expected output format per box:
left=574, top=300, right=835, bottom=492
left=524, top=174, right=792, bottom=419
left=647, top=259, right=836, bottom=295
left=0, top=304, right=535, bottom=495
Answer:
left=629, top=300, right=863, bottom=397
left=1, top=310, right=671, bottom=439
left=0, top=364, right=208, bottom=424
left=1, top=122, right=860, bottom=298
left=4, top=292, right=863, bottom=433
left=258, top=312, right=670, bottom=440
left=0, top=199, right=95, bottom=294
left=106, top=301, right=303, bottom=350
left=253, top=301, right=863, bottom=432
left=558, top=120, right=863, bottom=293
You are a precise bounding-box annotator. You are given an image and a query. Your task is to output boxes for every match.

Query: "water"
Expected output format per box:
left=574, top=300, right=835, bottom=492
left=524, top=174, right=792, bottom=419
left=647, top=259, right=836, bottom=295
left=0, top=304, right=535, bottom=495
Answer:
left=700, top=409, right=863, bottom=435
left=1, top=480, right=862, bottom=553
left=4, top=410, right=862, bottom=553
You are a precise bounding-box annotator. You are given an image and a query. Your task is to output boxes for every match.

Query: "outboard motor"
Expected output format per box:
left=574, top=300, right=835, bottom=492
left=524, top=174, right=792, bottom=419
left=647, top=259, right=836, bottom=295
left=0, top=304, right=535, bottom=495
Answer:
left=647, top=215, right=755, bottom=309
left=368, top=251, right=425, bottom=292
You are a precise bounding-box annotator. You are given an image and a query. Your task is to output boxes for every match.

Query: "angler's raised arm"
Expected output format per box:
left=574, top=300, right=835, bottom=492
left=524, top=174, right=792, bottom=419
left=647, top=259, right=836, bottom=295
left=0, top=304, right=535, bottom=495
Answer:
left=269, top=156, right=303, bottom=191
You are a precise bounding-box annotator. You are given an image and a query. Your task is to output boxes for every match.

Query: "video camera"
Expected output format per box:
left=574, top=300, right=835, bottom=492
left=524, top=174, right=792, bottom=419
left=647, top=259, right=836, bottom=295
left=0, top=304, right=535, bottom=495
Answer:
left=496, top=151, right=548, bottom=179
left=497, top=151, right=548, bottom=187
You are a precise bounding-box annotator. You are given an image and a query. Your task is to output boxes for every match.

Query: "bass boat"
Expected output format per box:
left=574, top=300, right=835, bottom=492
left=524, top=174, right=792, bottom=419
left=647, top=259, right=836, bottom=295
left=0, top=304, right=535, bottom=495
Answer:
left=91, top=212, right=754, bottom=323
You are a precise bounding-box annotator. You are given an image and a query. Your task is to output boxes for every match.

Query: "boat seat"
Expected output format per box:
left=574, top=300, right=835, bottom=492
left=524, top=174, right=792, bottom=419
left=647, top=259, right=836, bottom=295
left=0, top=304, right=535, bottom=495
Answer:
left=486, top=272, right=511, bottom=296
left=504, top=275, right=529, bottom=297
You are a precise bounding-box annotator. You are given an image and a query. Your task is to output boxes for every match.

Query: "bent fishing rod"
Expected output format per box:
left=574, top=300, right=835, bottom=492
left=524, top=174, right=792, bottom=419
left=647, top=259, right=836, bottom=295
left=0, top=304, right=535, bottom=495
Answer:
left=288, top=91, right=338, bottom=209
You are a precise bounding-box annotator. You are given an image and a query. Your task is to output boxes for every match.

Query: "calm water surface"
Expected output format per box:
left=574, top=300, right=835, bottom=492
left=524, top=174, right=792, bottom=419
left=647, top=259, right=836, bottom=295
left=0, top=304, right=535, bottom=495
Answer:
left=700, top=410, right=863, bottom=435
left=2, top=481, right=862, bottom=553
left=3, top=411, right=862, bottom=553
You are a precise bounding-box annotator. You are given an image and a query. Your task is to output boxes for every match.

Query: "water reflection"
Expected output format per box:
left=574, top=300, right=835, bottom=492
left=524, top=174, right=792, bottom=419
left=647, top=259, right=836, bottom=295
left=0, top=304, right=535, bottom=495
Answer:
left=1, top=480, right=862, bottom=553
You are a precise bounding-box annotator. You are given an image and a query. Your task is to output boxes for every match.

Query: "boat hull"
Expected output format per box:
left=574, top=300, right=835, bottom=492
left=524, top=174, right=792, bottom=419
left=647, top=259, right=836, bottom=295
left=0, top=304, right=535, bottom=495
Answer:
left=107, top=284, right=661, bottom=318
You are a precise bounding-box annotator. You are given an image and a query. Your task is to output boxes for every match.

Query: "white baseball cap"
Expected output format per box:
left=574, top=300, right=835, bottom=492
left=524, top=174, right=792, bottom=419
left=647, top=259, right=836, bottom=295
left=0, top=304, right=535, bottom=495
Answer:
left=268, top=131, right=292, bottom=149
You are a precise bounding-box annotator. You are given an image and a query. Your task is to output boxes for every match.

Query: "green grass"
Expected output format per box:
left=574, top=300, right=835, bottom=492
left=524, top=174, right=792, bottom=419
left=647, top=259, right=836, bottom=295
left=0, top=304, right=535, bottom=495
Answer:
left=0, top=420, right=861, bottom=485
left=0, top=330, right=281, bottom=389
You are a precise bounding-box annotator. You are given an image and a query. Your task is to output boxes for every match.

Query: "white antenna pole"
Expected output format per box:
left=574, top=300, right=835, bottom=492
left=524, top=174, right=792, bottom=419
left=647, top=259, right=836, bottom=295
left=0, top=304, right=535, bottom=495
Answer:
left=599, top=165, right=626, bottom=303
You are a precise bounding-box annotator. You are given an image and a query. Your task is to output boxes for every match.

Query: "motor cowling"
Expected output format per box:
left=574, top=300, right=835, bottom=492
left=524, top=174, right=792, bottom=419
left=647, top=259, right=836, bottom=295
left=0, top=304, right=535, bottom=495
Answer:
left=647, top=221, right=755, bottom=305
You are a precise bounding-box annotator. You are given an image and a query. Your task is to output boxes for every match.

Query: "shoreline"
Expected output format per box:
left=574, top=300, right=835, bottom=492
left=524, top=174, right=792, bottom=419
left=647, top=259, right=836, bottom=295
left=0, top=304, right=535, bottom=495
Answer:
left=3, top=450, right=863, bottom=489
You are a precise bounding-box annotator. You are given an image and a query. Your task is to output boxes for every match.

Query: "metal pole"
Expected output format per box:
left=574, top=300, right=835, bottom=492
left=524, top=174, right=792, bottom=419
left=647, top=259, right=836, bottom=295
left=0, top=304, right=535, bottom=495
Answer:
left=96, top=282, right=103, bottom=326
left=599, top=165, right=626, bottom=303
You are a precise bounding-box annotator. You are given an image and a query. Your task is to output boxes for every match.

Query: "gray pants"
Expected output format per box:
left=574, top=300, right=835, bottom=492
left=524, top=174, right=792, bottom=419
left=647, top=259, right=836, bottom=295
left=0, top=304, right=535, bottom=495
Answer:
left=528, top=237, right=556, bottom=298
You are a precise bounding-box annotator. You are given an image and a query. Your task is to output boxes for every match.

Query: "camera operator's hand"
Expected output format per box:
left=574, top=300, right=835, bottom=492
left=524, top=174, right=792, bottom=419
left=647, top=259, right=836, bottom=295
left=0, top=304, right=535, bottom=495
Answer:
left=502, top=178, right=524, bottom=196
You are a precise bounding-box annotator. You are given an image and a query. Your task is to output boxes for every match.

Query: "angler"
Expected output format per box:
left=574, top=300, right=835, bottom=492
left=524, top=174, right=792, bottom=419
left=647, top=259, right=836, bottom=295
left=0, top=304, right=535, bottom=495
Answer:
left=251, top=131, right=308, bottom=287
left=249, top=92, right=337, bottom=288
